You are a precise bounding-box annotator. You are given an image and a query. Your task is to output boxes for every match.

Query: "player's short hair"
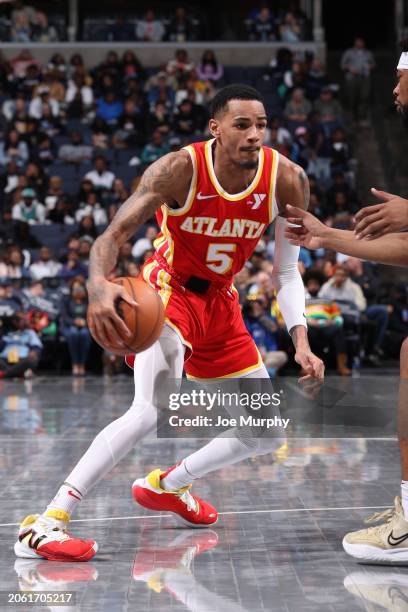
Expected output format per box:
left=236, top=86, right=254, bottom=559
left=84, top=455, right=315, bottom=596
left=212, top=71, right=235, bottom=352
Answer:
left=401, top=39, right=408, bottom=53
left=210, top=84, right=264, bottom=118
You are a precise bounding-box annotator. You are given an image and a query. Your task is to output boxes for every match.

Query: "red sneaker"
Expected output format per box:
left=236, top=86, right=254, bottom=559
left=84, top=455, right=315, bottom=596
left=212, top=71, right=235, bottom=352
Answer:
left=132, top=468, right=218, bottom=527
left=14, top=512, right=98, bottom=562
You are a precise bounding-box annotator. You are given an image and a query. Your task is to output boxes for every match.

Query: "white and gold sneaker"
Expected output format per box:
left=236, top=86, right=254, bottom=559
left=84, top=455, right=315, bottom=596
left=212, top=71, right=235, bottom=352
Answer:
left=343, top=497, right=408, bottom=564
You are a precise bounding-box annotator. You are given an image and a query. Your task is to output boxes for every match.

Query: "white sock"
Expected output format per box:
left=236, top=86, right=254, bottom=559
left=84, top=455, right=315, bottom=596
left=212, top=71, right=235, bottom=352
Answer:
left=161, top=461, right=194, bottom=491
left=44, top=482, right=84, bottom=518
left=401, top=481, right=408, bottom=519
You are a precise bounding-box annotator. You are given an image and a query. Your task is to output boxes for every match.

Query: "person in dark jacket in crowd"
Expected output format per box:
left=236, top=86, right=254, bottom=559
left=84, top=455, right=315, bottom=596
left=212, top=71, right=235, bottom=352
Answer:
left=60, top=278, right=92, bottom=376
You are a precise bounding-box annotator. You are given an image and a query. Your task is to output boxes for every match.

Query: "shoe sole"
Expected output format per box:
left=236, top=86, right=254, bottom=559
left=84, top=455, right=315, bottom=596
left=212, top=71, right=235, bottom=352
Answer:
left=14, top=539, right=98, bottom=562
left=132, top=479, right=218, bottom=529
left=343, top=538, right=408, bottom=564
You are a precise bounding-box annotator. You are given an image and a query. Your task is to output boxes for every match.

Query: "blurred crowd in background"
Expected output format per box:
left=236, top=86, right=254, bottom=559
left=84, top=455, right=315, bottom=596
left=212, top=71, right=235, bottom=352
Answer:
left=0, top=1, right=311, bottom=43
left=0, top=8, right=404, bottom=380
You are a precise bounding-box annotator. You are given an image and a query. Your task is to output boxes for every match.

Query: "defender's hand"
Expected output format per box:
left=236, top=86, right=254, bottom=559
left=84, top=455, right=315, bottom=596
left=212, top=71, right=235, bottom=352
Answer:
left=354, top=189, right=408, bottom=239
left=87, top=280, right=138, bottom=348
left=285, top=205, right=328, bottom=250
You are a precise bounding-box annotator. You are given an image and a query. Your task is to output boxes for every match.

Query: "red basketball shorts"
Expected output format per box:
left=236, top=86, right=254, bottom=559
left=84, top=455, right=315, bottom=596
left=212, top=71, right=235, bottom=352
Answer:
left=125, top=257, right=261, bottom=379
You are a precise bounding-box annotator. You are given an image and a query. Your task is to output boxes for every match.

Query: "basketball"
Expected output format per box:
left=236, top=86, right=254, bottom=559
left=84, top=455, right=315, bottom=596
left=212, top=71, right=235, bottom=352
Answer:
left=107, top=277, right=165, bottom=355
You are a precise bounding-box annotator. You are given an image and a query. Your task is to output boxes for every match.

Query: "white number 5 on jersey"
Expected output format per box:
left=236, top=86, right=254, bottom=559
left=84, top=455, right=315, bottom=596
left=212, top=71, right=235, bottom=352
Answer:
left=206, top=243, right=237, bottom=274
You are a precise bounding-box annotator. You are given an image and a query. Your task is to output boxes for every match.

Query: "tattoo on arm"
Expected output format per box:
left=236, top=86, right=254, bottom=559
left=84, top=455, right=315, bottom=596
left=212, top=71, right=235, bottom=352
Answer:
left=88, top=152, right=190, bottom=286
left=290, top=325, right=310, bottom=350
left=298, top=167, right=310, bottom=210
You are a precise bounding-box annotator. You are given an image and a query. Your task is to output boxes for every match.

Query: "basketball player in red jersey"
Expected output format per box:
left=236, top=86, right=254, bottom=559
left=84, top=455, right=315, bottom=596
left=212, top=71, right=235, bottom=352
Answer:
left=15, top=85, right=324, bottom=562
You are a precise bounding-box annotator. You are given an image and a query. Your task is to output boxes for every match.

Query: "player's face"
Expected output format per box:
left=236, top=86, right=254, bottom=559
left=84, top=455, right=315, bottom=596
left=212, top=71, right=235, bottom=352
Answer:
left=210, top=100, right=267, bottom=169
left=394, top=69, right=408, bottom=118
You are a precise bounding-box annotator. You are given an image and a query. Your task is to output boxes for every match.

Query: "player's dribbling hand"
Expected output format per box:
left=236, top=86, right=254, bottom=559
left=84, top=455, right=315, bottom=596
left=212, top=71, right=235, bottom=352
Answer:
left=353, top=189, right=408, bottom=239
left=86, top=279, right=138, bottom=349
left=294, top=349, right=325, bottom=399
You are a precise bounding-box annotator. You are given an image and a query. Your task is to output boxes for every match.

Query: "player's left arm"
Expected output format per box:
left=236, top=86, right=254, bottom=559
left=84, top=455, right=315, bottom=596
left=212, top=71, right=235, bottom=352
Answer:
left=273, top=159, right=324, bottom=381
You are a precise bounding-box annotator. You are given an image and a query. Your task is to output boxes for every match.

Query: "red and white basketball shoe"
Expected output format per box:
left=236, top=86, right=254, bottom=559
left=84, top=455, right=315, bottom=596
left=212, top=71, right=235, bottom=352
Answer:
left=132, top=468, right=218, bottom=527
left=14, top=511, right=98, bottom=562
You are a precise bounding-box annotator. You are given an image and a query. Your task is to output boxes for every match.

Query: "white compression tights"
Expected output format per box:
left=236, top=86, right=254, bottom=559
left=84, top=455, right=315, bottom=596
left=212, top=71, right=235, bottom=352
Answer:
left=65, top=325, right=285, bottom=496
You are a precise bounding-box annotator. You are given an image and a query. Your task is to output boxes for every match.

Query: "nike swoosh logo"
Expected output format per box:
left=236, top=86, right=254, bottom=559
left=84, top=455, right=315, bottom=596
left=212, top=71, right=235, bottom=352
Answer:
left=387, top=530, right=408, bottom=546
left=68, top=490, right=81, bottom=501
left=196, top=192, right=217, bottom=200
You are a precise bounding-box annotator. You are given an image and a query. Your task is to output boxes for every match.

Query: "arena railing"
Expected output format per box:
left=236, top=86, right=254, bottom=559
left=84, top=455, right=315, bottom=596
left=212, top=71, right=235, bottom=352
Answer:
left=0, top=41, right=326, bottom=67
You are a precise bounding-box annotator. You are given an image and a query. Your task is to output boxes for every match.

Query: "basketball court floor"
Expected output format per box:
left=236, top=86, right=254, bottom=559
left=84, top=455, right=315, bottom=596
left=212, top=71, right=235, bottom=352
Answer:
left=0, top=374, right=405, bottom=611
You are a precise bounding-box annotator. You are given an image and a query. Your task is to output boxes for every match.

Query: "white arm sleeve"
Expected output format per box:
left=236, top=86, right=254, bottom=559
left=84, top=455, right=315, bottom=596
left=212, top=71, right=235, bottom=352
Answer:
left=271, top=215, right=307, bottom=334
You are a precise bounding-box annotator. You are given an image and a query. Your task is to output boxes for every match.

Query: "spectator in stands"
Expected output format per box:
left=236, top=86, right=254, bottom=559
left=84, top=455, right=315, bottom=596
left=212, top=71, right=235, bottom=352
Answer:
left=132, top=226, right=158, bottom=260
left=65, top=74, right=94, bottom=120
left=47, top=53, right=67, bottom=79
left=33, top=134, right=56, bottom=166
left=29, top=247, right=62, bottom=280
left=284, top=88, right=312, bottom=130
left=313, top=87, right=343, bottom=133
left=0, top=130, right=29, bottom=167
left=388, top=284, right=408, bottom=354
left=319, top=265, right=366, bottom=310
left=58, top=131, right=93, bottom=164
left=113, top=98, right=146, bottom=148
left=304, top=270, right=351, bottom=375
left=60, top=278, right=91, bottom=376
left=10, top=49, right=39, bottom=79
left=12, top=188, right=45, bottom=225
left=0, top=311, right=42, bottom=379
left=345, top=257, right=390, bottom=358
left=147, top=101, right=172, bottom=137
left=279, top=11, right=302, bottom=42
left=305, top=58, right=329, bottom=101
left=196, top=50, right=224, bottom=84
left=32, top=11, right=59, bottom=43
left=67, top=53, right=86, bottom=79
left=29, top=86, right=60, bottom=120
left=0, top=160, right=20, bottom=207
left=147, top=72, right=176, bottom=111
left=90, top=117, right=110, bottom=150
left=243, top=295, right=287, bottom=377
left=173, top=99, right=202, bottom=137
left=325, top=171, right=358, bottom=215
left=77, top=238, right=91, bottom=270
left=11, top=11, right=31, bottom=43
left=25, top=163, right=48, bottom=200
left=58, top=250, right=88, bottom=280
left=250, top=6, right=276, bottom=42
left=121, top=51, right=145, bottom=81
left=109, top=15, right=134, bottom=42
left=96, top=90, right=124, bottom=125
left=111, top=241, right=135, bottom=277
left=0, top=278, right=22, bottom=317
left=47, top=196, right=75, bottom=225
left=39, top=171, right=61, bottom=209
left=75, top=192, right=107, bottom=226
left=166, top=49, right=194, bottom=86
left=136, top=9, right=165, bottom=42
left=11, top=1, right=36, bottom=27
left=84, top=156, right=115, bottom=191
left=141, top=129, right=169, bottom=164
left=167, top=6, right=193, bottom=42
left=328, top=128, right=350, bottom=174
left=0, top=245, right=30, bottom=279
left=77, top=216, right=98, bottom=241
left=341, top=37, right=375, bottom=125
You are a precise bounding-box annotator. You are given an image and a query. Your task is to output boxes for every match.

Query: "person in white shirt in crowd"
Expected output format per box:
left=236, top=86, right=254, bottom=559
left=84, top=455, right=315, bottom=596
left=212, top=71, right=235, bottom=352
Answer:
left=131, top=226, right=158, bottom=260
left=75, top=193, right=108, bottom=226
left=319, top=265, right=366, bottom=311
left=84, top=156, right=115, bottom=191
left=12, top=188, right=46, bottom=225
left=29, top=247, right=62, bottom=280
left=29, top=86, right=60, bottom=120
left=136, top=9, right=165, bottom=42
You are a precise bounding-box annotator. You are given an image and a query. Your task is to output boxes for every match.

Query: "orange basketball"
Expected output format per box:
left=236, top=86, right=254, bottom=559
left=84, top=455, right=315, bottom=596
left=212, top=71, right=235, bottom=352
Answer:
left=106, top=277, right=164, bottom=356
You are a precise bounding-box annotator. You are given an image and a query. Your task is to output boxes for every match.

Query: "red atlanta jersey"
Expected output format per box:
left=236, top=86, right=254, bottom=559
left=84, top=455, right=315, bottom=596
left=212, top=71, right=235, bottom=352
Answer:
left=153, top=138, right=280, bottom=285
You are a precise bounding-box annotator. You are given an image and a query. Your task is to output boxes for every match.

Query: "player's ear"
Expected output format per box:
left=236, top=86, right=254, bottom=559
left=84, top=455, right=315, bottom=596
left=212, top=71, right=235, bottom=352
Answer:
left=209, top=118, right=220, bottom=138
